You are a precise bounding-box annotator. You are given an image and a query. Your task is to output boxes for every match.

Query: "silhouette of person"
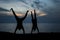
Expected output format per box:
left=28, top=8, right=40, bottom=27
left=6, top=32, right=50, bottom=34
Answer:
left=10, top=8, right=29, bottom=34
left=31, top=9, right=39, bottom=33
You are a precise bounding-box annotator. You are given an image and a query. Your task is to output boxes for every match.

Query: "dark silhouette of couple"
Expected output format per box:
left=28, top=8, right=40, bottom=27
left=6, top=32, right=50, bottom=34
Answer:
left=10, top=8, right=39, bottom=34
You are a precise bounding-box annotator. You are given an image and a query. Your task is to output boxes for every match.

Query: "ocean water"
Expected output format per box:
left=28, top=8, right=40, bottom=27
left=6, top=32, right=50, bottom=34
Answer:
left=0, top=23, right=60, bottom=34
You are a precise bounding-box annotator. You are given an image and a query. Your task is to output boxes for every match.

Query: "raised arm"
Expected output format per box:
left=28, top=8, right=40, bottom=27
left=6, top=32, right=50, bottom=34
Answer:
left=10, top=8, right=18, bottom=20
left=22, top=10, right=29, bottom=20
left=34, top=9, right=37, bottom=19
left=31, top=11, right=34, bottom=20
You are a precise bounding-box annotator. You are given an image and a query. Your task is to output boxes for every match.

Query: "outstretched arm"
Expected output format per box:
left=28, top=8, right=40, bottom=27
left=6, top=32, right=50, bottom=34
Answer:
left=10, top=8, right=18, bottom=20
left=22, top=10, right=29, bottom=20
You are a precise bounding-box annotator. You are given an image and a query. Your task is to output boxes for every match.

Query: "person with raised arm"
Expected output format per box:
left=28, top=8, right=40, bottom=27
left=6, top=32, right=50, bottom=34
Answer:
left=10, top=8, right=29, bottom=34
left=31, top=9, right=39, bottom=33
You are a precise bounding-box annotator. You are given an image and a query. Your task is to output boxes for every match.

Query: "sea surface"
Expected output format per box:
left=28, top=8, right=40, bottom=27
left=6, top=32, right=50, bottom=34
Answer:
left=0, top=23, right=60, bottom=34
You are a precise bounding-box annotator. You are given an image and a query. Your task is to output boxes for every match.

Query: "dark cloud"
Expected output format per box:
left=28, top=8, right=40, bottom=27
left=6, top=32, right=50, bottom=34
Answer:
left=0, top=0, right=10, bottom=1
left=0, top=0, right=18, bottom=3
left=0, top=0, right=28, bottom=4
left=0, top=7, right=9, bottom=11
left=0, top=0, right=12, bottom=3
left=0, top=7, right=9, bottom=16
left=52, top=0, right=60, bottom=3
left=31, top=0, right=47, bottom=10
left=18, top=0, right=28, bottom=4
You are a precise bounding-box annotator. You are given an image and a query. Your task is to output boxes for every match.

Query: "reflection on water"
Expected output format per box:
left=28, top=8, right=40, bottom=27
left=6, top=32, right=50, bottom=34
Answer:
left=0, top=23, right=60, bottom=34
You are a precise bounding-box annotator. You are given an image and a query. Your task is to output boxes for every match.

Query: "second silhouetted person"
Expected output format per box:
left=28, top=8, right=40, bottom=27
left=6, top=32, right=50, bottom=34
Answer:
left=31, top=10, right=39, bottom=33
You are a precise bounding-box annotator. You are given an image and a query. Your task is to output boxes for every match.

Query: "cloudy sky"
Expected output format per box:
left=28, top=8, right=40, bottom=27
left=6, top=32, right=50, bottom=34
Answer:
left=0, top=0, right=60, bottom=23
left=0, top=0, right=60, bottom=12
left=0, top=0, right=60, bottom=13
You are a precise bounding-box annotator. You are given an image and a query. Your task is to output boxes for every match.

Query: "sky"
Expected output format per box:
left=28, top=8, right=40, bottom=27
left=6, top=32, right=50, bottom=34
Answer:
left=0, top=0, right=60, bottom=13
left=0, top=0, right=59, bottom=11
left=0, top=0, right=60, bottom=23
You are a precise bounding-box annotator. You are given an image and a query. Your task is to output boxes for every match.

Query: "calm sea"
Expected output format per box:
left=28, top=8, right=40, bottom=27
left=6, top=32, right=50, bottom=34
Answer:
left=0, top=23, right=60, bottom=34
